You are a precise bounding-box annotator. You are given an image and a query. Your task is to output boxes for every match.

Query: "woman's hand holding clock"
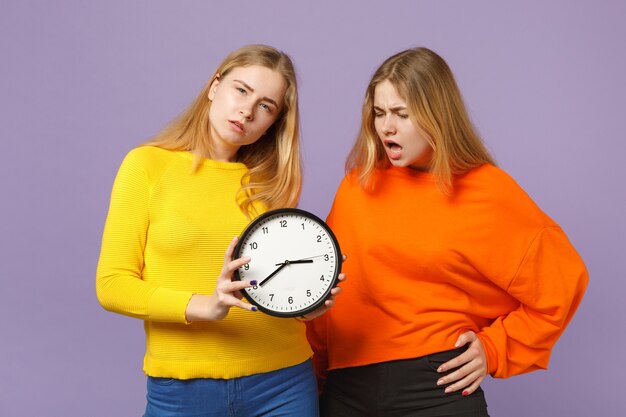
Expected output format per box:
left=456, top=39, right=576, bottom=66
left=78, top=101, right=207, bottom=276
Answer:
left=185, top=236, right=260, bottom=322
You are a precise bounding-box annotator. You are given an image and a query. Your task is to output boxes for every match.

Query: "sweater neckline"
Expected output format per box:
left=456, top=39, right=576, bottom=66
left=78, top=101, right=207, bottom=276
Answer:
left=175, top=151, right=248, bottom=170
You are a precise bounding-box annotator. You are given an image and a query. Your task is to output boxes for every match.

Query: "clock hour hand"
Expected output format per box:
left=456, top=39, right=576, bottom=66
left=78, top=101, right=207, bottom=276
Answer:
left=258, top=261, right=288, bottom=287
left=274, top=259, right=314, bottom=265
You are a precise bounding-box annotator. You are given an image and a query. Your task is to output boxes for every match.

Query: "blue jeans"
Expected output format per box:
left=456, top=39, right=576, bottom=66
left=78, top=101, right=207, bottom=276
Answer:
left=144, top=359, right=319, bottom=417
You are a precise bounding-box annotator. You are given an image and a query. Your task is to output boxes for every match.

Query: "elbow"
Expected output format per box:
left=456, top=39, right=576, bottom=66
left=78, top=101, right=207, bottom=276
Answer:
left=95, top=274, right=115, bottom=312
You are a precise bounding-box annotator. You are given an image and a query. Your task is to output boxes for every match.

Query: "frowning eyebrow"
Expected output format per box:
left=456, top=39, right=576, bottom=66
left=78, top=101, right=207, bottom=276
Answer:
left=373, top=105, right=407, bottom=112
left=234, top=79, right=280, bottom=109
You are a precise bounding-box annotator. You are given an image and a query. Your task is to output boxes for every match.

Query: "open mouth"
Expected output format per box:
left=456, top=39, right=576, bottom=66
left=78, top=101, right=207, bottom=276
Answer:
left=383, top=139, right=403, bottom=160
left=384, top=139, right=402, bottom=151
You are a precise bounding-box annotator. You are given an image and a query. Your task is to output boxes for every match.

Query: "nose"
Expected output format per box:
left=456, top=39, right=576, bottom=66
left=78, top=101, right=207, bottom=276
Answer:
left=239, top=101, right=254, bottom=121
left=381, top=115, right=396, bottom=136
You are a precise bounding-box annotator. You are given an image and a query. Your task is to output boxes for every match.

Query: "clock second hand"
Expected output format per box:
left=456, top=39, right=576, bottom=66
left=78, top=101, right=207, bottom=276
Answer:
left=274, top=255, right=323, bottom=266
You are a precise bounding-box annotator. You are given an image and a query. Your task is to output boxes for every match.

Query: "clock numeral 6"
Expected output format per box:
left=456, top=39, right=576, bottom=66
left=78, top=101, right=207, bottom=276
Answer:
left=288, top=296, right=294, bottom=304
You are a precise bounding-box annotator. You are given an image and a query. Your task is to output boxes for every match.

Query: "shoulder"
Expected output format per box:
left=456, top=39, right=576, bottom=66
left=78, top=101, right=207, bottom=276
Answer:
left=117, top=146, right=184, bottom=185
left=460, top=164, right=532, bottom=200
left=122, top=145, right=183, bottom=171
left=459, top=164, right=556, bottom=227
left=335, top=170, right=366, bottom=196
left=461, top=163, right=517, bottom=187
left=122, top=146, right=178, bottom=168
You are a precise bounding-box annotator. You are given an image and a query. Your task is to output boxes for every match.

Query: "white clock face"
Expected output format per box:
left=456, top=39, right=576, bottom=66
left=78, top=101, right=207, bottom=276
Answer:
left=234, top=208, right=341, bottom=317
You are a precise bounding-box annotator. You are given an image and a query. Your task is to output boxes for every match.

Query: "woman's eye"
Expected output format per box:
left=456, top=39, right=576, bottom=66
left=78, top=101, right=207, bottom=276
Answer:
left=399, top=114, right=409, bottom=119
left=260, top=103, right=271, bottom=112
left=374, top=112, right=384, bottom=118
left=236, top=87, right=246, bottom=94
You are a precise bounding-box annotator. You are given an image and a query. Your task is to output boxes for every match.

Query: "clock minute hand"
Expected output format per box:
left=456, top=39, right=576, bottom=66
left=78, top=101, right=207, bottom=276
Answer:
left=258, top=261, right=288, bottom=287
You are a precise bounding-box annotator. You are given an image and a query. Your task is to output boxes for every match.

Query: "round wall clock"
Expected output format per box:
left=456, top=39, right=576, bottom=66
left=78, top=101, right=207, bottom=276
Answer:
left=233, top=208, right=342, bottom=318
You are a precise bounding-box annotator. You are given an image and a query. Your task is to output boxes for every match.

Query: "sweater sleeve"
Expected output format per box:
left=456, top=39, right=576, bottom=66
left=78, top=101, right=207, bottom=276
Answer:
left=95, top=149, right=192, bottom=322
left=477, top=226, right=588, bottom=378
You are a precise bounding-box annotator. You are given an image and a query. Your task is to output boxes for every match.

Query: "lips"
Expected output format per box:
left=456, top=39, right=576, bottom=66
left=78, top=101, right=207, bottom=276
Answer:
left=383, top=139, right=403, bottom=159
left=229, top=120, right=246, bottom=134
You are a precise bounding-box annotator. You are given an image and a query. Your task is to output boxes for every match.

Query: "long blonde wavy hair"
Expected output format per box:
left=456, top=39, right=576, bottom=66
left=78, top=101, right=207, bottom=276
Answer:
left=347, top=47, right=495, bottom=194
left=147, top=44, right=302, bottom=217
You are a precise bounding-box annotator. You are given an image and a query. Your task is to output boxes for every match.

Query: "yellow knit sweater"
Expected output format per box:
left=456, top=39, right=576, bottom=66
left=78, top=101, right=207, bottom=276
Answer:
left=96, top=146, right=311, bottom=379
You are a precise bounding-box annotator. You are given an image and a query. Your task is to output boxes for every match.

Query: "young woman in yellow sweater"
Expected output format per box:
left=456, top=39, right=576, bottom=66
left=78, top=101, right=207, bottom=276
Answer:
left=97, top=45, right=342, bottom=417
left=306, top=47, right=588, bottom=416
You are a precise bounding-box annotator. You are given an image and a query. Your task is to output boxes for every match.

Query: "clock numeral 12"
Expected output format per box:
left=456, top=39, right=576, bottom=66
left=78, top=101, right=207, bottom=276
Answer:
left=280, top=220, right=287, bottom=228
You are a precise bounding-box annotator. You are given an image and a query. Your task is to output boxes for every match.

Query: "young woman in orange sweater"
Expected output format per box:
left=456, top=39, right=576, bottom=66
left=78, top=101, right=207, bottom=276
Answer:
left=306, top=47, right=588, bottom=416
left=97, top=45, right=342, bottom=417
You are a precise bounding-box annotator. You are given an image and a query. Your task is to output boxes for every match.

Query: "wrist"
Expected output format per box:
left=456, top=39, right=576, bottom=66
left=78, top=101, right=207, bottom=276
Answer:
left=186, top=294, right=223, bottom=321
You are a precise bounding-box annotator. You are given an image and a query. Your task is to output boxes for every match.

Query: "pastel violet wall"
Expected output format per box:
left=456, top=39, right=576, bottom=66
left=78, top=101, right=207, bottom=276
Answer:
left=1, top=1, right=623, bottom=416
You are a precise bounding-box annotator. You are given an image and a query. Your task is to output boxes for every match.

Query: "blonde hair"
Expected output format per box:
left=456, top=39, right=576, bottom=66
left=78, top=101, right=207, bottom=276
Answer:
left=347, top=47, right=495, bottom=194
left=147, top=44, right=302, bottom=217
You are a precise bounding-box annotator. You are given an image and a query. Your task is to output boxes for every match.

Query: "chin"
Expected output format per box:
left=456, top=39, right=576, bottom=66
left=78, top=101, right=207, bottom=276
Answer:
left=387, top=159, right=409, bottom=168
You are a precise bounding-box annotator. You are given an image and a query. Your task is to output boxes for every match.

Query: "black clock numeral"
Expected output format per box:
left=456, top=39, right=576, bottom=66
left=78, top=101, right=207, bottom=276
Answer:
left=320, top=275, right=325, bottom=281
left=262, top=226, right=269, bottom=234
left=288, top=296, right=294, bottom=304
left=324, top=254, right=329, bottom=261
left=316, top=235, right=322, bottom=242
left=301, top=223, right=305, bottom=230
left=250, top=242, right=258, bottom=250
left=280, top=220, right=287, bottom=228
left=306, top=289, right=311, bottom=297
left=269, top=294, right=275, bottom=301
left=243, top=263, right=249, bottom=270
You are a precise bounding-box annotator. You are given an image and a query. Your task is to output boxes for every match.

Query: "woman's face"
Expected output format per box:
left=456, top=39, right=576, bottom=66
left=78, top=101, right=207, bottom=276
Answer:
left=373, top=80, right=432, bottom=171
left=208, top=65, right=287, bottom=161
